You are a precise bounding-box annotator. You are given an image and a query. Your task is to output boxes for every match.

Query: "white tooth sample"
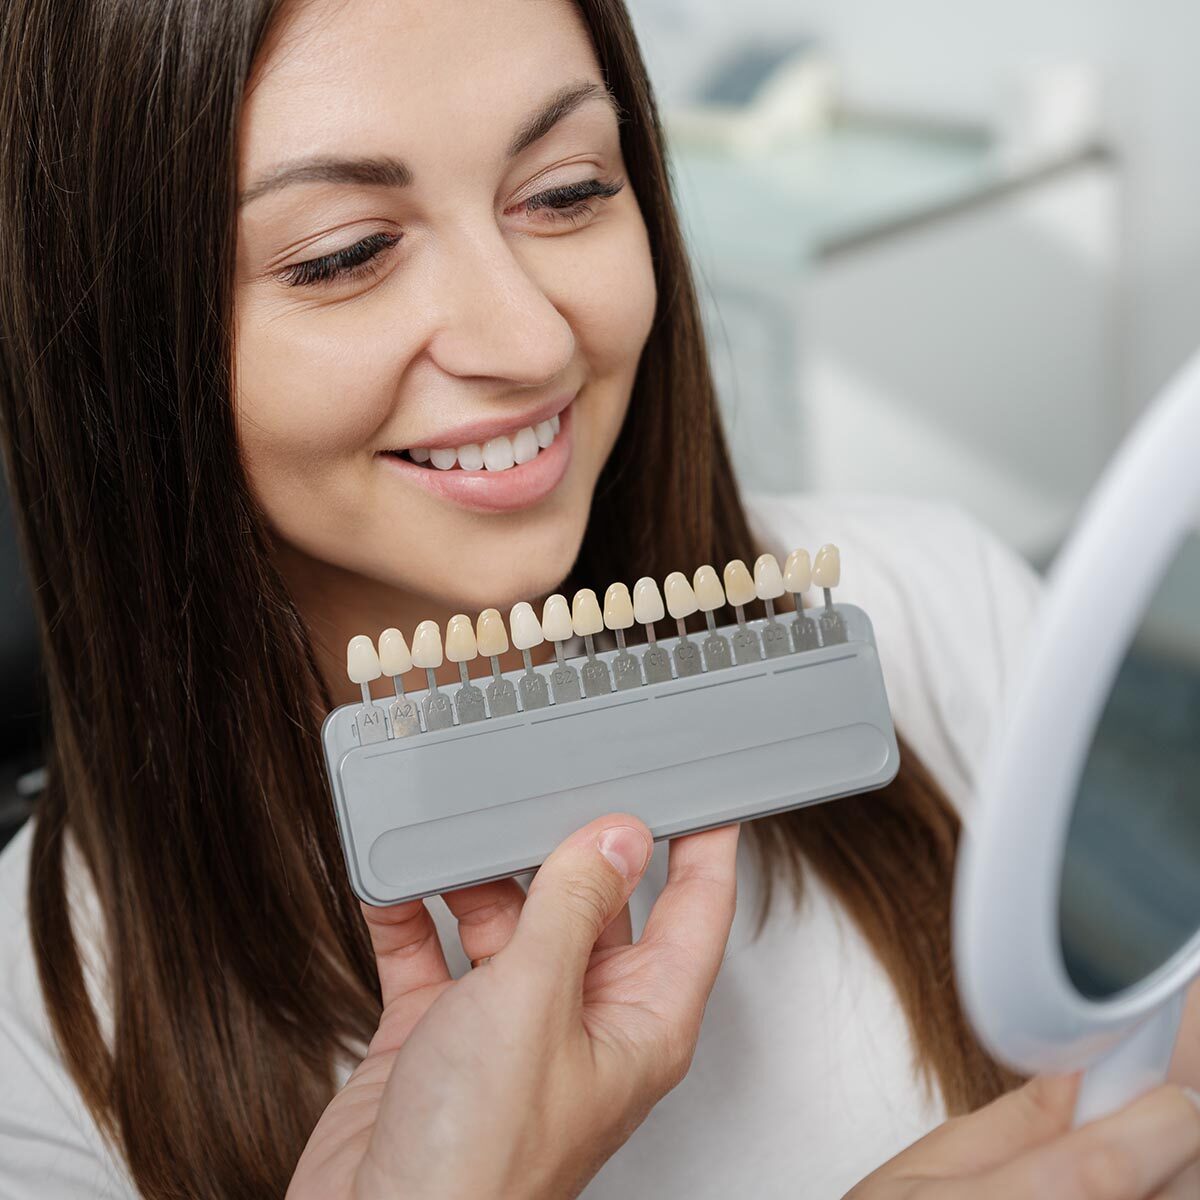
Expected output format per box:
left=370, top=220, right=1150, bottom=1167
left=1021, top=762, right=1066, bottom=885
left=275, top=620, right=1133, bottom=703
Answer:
left=754, top=553, right=785, bottom=600
left=410, top=619, right=444, bottom=669
left=664, top=571, right=698, bottom=619
left=482, top=434, right=516, bottom=471
left=534, top=419, right=555, bottom=449
left=509, top=601, right=544, bottom=651
left=603, top=582, right=634, bottom=630
left=550, top=412, right=561, bottom=434
left=476, top=608, right=509, bottom=657
left=571, top=588, right=604, bottom=637
left=722, top=559, right=756, bottom=608
left=633, top=577, right=665, bottom=625
left=692, top=565, right=725, bottom=612
left=346, top=634, right=382, bottom=683
left=784, top=548, right=812, bottom=593
left=541, top=593, right=573, bottom=642
left=409, top=447, right=431, bottom=463
left=813, top=544, right=841, bottom=589
left=429, top=447, right=458, bottom=470
left=512, top=426, right=539, bottom=464
left=445, top=614, right=478, bottom=662
left=377, top=627, right=413, bottom=676
left=456, top=443, right=483, bottom=471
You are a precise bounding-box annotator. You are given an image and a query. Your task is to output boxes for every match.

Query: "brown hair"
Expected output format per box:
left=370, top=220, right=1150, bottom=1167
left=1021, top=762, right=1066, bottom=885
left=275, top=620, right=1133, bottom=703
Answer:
left=0, top=0, right=1019, bottom=1196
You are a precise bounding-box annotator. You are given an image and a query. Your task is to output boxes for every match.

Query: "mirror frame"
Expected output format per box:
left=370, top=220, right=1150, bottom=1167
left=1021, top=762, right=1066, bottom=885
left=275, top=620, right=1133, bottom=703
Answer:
left=954, top=347, right=1200, bottom=1110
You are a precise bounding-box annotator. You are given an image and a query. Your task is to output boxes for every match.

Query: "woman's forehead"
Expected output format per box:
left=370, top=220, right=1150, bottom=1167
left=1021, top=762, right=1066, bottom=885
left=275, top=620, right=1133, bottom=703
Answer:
left=239, top=0, right=604, bottom=183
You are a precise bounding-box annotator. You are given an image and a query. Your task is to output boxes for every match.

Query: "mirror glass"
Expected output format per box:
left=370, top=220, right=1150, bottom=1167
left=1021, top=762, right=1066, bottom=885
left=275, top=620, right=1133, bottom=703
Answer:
left=1058, top=530, right=1200, bottom=1000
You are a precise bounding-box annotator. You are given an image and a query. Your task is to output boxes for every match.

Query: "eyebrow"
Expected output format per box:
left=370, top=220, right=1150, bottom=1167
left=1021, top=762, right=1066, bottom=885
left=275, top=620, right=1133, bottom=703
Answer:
left=238, top=80, right=622, bottom=206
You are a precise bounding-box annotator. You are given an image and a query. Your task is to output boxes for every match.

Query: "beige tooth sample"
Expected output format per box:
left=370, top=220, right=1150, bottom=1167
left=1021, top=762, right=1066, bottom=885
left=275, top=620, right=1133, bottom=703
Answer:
left=753, top=554, right=789, bottom=658
left=509, top=602, right=550, bottom=709
left=542, top=593, right=582, bottom=703
left=812, top=543, right=847, bottom=645
left=634, top=576, right=672, bottom=683
left=785, top=548, right=820, bottom=652
left=722, top=559, right=762, bottom=664
left=573, top=587, right=612, bottom=696
left=378, top=627, right=421, bottom=737
left=410, top=619, right=453, bottom=730
left=664, top=571, right=702, bottom=677
left=813, top=544, right=841, bottom=589
left=346, top=635, right=386, bottom=742
left=604, top=582, right=641, bottom=689
left=347, top=634, right=383, bottom=685
left=445, top=613, right=486, bottom=722
left=784, top=548, right=812, bottom=594
left=692, top=565, right=732, bottom=671
left=476, top=608, right=518, bottom=717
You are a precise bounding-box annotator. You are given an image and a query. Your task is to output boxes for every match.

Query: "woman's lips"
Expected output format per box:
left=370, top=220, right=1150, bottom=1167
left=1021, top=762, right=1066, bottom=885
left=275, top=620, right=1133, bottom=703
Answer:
left=377, top=402, right=573, bottom=514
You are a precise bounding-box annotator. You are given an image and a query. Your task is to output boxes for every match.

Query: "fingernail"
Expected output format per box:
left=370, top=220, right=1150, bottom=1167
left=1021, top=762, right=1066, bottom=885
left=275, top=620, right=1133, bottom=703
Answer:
left=597, top=826, right=650, bottom=881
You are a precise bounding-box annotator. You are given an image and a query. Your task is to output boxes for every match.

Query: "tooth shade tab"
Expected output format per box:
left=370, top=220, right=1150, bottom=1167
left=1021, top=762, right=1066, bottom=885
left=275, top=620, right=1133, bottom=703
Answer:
left=722, top=559, right=756, bottom=608
left=692, top=564, right=725, bottom=612
left=377, top=628, right=413, bottom=676
left=664, top=572, right=699, bottom=619
left=813, top=544, right=841, bottom=589
left=784, top=548, right=812, bottom=593
left=541, top=593, right=573, bottom=642
left=476, top=608, right=509, bottom=657
left=571, top=588, right=604, bottom=637
left=410, top=620, right=444, bottom=669
left=445, top=614, right=478, bottom=662
left=633, top=577, right=666, bottom=624
left=347, top=635, right=383, bottom=684
left=603, top=583, right=634, bottom=630
left=509, top=601, right=544, bottom=651
left=754, top=554, right=786, bottom=600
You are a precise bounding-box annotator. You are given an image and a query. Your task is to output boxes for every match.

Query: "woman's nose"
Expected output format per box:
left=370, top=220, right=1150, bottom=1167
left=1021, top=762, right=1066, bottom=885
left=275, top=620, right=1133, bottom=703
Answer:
left=424, top=228, right=576, bottom=387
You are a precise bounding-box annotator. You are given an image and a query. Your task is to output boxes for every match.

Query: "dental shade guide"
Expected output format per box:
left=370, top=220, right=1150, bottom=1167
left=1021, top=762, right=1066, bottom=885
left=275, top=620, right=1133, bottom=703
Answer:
left=324, top=543, right=900, bottom=906
left=785, top=548, right=821, bottom=652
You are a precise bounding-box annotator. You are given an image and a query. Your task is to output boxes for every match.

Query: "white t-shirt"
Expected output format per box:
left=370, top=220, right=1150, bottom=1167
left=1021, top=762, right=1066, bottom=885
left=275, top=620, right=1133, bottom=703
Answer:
left=0, top=493, right=1042, bottom=1199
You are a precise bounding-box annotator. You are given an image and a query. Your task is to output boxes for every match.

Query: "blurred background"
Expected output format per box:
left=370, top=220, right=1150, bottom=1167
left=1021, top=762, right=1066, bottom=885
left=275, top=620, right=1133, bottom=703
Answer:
left=2, top=0, right=1198, bottom=846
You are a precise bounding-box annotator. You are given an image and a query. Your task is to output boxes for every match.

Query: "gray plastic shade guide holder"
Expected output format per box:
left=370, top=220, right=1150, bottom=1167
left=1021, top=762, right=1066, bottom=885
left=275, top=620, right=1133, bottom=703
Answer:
left=323, top=604, right=899, bottom=906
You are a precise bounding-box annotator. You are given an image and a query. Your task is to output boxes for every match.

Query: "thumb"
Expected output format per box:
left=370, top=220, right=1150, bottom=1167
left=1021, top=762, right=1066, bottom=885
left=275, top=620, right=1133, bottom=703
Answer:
left=505, top=814, right=653, bottom=997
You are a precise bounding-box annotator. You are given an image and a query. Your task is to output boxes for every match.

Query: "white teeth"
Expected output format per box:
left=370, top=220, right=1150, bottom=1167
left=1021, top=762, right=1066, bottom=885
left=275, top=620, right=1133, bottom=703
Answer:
left=402, top=409, right=565, bottom=472
left=512, top=426, right=539, bottom=464
left=457, top=443, right=483, bottom=471
left=482, top=434, right=516, bottom=471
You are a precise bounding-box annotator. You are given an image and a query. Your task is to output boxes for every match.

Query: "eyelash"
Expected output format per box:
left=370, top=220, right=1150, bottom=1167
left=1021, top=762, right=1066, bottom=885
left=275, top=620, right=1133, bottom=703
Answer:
left=278, top=175, right=625, bottom=288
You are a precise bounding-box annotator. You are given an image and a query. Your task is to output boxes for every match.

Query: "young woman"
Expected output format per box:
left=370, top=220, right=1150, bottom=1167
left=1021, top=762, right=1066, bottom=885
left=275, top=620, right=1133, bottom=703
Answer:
left=2, top=0, right=1199, bottom=1197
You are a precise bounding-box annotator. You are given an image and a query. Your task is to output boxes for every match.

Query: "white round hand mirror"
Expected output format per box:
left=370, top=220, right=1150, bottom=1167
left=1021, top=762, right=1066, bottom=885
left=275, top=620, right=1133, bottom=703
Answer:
left=954, top=347, right=1200, bottom=1125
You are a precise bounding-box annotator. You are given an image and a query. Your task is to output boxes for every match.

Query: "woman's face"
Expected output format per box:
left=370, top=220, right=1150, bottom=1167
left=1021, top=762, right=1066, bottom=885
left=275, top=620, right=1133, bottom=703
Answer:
left=234, top=0, right=656, bottom=630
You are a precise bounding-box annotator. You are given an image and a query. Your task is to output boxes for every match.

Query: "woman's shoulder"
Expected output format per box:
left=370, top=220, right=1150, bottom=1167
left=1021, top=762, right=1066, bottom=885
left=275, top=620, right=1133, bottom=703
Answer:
left=744, top=490, right=1043, bottom=816
left=0, top=821, right=135, bottom=1196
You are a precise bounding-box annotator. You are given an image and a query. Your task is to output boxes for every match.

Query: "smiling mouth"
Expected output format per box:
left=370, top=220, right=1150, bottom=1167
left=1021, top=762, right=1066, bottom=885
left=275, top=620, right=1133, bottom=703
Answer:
left=385, top=412, right=563, bottom=473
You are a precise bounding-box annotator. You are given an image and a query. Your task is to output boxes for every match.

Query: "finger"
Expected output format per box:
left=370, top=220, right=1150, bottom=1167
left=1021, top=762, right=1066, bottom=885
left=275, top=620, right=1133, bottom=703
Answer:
left=440, top=876, right=528, bottom=965
left=636, top=823, right=740, bottom=1024
left=595, top=901, right=634, bottom=951
left=505, top=814, right=653, bottom=998
left=361, top=898, right=451, bottom=1010
left=892, top=1073, right=1080, bottom=1175
left=964, top=1083, right=1200, bottom=1200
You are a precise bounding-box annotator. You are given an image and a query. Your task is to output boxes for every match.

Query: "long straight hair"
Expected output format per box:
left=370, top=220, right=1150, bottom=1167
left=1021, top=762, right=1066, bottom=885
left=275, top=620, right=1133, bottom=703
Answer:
left=0, top=1, right=1020, bottom=1196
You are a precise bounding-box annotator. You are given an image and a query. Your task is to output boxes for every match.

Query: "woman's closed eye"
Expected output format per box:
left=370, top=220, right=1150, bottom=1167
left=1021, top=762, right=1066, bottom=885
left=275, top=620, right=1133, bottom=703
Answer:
left=276, top=175, right=626, bottom=288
